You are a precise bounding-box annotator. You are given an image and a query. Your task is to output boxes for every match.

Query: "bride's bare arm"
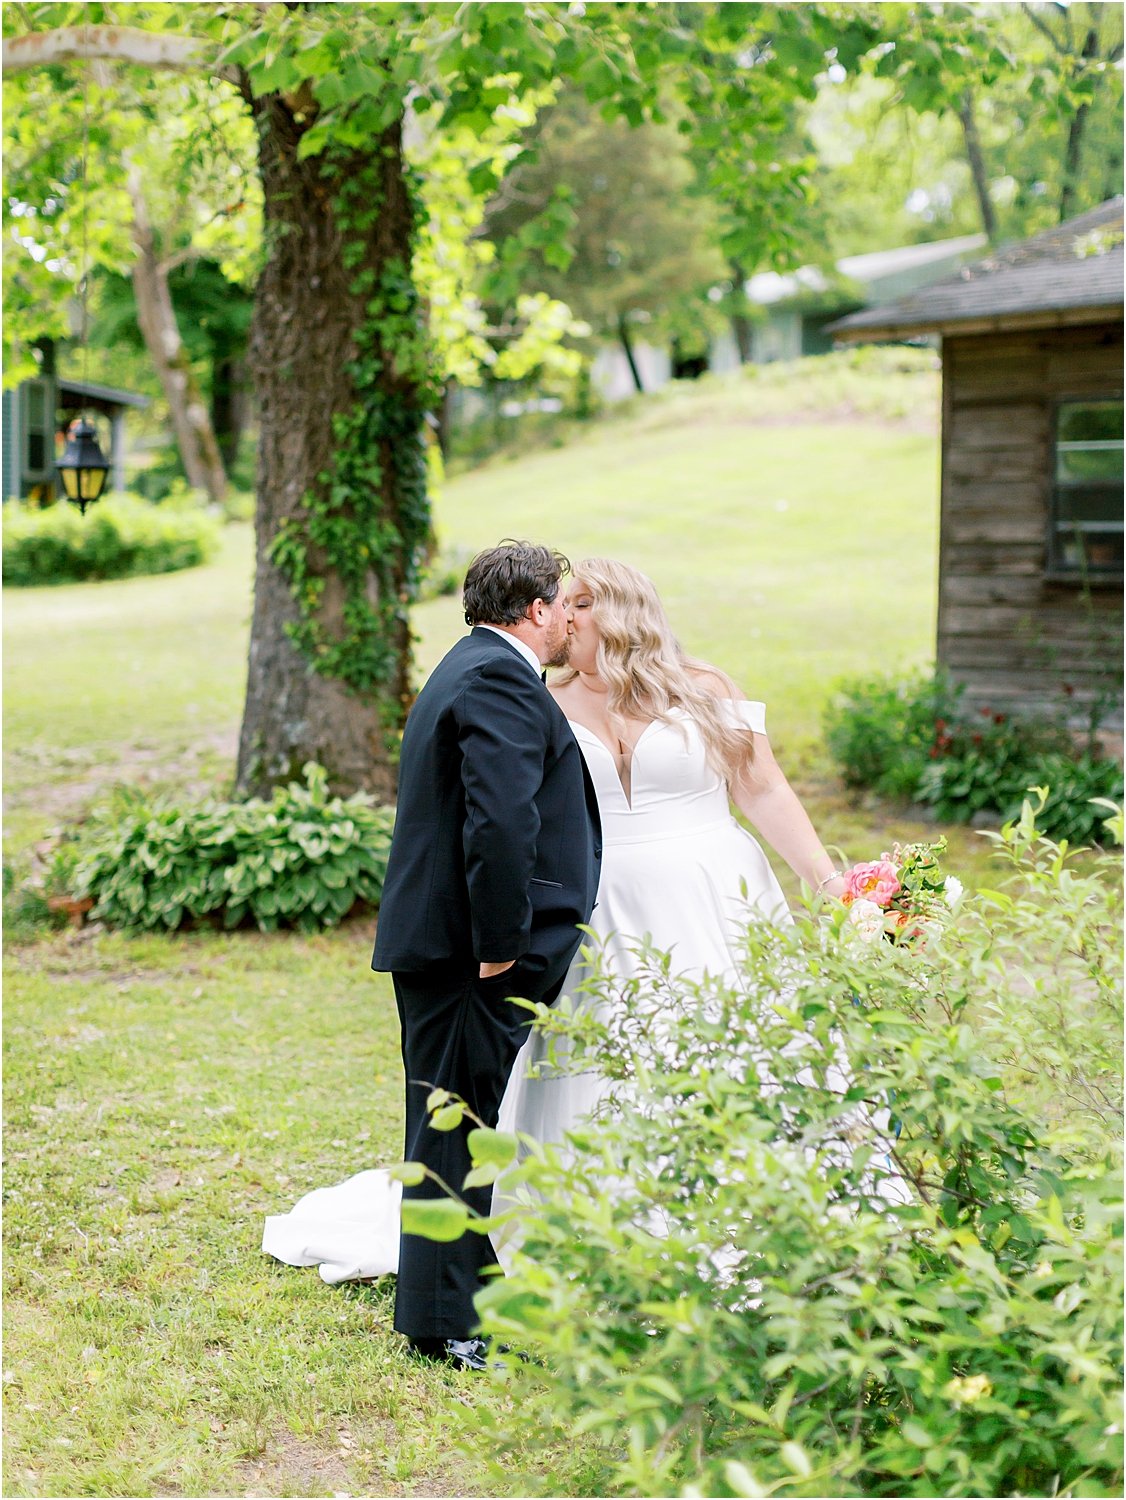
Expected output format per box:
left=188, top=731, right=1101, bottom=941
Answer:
left=728, top=737, right=843, bottom=895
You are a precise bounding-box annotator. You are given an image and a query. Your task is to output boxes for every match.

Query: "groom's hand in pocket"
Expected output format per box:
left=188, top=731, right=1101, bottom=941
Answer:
left=479, top=959, right=516, bottom=980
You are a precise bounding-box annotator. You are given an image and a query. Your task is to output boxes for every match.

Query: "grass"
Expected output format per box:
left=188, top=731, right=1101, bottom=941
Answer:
left=5, top=352, right=1015, bottom=1497
left=3, top=926, right=491, bottom=1498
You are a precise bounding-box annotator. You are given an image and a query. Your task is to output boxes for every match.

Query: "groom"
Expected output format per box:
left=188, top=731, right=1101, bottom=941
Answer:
left=372, top=541, right=601, bottom=1368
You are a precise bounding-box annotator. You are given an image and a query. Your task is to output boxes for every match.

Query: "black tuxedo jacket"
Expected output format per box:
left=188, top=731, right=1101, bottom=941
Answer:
left=372, top=628, right=601, bottom=1000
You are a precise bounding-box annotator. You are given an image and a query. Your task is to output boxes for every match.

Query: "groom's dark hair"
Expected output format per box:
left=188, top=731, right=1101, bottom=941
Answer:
left=463, top=541, right=571, bottom=626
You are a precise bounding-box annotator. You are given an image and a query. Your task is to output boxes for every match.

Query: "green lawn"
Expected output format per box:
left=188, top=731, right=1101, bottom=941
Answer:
left=5, top=359, right=1012, bottom=1497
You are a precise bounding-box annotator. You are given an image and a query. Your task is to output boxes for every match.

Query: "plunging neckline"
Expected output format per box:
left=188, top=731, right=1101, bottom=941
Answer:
left=567, top=717, right=663, bottom=810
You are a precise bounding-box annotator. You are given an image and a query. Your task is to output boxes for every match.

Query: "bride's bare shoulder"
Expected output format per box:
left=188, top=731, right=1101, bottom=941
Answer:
left=688, top=662, right=741, bottom=701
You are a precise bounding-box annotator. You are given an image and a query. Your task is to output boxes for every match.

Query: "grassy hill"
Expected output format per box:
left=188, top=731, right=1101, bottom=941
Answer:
left=422, top=350, right=940, bottom=742
left=4, top=348, right=941, bottom=859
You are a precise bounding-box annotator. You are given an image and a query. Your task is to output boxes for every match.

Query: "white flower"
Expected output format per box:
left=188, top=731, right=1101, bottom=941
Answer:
left=943, top=875, right=964, bottom=906
left=847, top=899, right=885, bottom=943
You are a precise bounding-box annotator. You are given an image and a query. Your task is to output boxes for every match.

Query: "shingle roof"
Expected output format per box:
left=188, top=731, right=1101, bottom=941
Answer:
left=57, top=378, right=151, bottom=409
left=829, top=198, right=1124, bottom=338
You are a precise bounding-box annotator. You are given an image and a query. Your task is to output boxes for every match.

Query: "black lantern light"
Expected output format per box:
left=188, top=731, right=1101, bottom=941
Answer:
left=56, top=418, right=109, bottom=513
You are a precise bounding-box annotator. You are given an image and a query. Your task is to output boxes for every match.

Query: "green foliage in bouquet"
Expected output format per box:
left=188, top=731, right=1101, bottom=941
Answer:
left=408, top=795, right=1123, bottom=1498
left=825, top=670, right=1123, bottom=843
left=49, top=764, right=393, bottom=932
left=2, top=492, right=221, bottom=585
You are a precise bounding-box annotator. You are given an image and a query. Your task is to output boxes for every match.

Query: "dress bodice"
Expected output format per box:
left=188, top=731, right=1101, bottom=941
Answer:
left=567, top=701, right=765, bottom=845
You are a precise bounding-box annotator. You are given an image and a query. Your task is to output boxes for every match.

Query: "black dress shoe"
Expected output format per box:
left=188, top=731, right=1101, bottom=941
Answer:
left=444, top=1336, right=493, bottom=1372
left=407, top=1335, right=496, bottom=1372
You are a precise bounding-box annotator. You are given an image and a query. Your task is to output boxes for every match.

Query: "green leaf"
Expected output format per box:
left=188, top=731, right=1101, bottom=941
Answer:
left=400, top=1198, right=469, bottom=1242
left=430, top=1103, right=464, bottom=1132
left=387, top=1161, right=425, bottom=1186
left=462, top=1162, right=501, bottom=1189
left=779, top=1442, right=812, bottom=1478
left=722, top=1462, right=767, bottom=1498
left=466, top=1127, right=518, bottom=1168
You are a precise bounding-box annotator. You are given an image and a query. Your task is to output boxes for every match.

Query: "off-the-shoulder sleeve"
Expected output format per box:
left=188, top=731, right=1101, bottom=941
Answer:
left=717, top=699, right=766, bottom=734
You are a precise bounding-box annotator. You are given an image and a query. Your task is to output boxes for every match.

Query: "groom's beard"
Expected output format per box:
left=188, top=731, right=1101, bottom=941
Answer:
left=543, top=632, right=572, bottom=670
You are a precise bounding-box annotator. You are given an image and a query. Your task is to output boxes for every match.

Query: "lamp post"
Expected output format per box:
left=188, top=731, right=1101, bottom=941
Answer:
left=54, top=11, right=109, bottom=516
left=56, top=417, right=109, bottom=514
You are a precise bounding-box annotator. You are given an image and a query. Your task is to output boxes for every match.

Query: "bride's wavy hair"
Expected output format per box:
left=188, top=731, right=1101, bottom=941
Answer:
left=558, top=557, right=756, bottom=782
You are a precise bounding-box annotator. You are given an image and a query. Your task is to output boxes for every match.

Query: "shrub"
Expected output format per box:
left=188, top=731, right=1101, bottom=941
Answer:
left=2, top=491, right=221, bottom=585
left=823, top=669, right=961, bottom=800
left=156, top=476, right=255, bottom=523
left=411, top=796, right=1123, bottom=1498
left=418, top=543, right=474, bottom=602
left=825, top=671, right=1124, bottom=844
left=52, top=764, right=393, bottom=932
left=918, top=719, right=1123, bottom=842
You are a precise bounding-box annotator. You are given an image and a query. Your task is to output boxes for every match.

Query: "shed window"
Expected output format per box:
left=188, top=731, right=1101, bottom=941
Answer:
left=21, top=379, right=51, bottom=479
left=1050, top=399, right=1123, bottom=580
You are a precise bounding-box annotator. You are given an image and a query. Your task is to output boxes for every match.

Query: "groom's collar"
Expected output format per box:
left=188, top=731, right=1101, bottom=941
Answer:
left=474, top=624, right=542, bottom=678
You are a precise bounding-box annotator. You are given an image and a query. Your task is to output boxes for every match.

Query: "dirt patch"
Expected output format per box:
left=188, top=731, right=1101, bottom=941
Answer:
left=5, top=728, right=239, bottom=836
left=231, top=1431, right=354, bottom=1498
left=227, top=1419, right=482, bottom=1500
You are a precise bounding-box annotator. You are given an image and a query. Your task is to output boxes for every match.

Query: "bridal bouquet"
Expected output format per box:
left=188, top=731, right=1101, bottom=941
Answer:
left=839, top=837, right=962, bottom=946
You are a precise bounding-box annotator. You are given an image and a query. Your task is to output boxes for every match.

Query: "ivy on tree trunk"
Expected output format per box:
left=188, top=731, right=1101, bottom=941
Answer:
left=237, top=94, right=432, bottom=800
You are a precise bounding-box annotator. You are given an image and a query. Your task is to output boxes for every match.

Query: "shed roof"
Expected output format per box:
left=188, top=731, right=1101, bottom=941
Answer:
left=57, top=377, right=151, bottom=410
left=829, top=198, right=1124, bottom=340
left=747, top=232, right=986, bottom=306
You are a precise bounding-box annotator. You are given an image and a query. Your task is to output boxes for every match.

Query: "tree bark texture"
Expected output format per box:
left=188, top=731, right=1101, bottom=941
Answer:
left=236, top=96, right=422, bottom=800
left=127, top=163, right=229, bottom=502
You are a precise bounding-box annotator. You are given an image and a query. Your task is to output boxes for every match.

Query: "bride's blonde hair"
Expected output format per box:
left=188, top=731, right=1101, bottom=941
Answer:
left=558, top=557, right=756, bottom=782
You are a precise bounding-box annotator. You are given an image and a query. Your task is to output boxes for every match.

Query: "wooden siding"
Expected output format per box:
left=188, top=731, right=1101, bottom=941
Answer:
left=938, top=323, right=1123, bottom=725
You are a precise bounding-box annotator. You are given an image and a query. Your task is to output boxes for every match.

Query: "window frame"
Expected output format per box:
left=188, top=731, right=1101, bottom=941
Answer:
left=1046, top=394, right=1124, bottom=586
left=20, top=378, right=52, bottom=482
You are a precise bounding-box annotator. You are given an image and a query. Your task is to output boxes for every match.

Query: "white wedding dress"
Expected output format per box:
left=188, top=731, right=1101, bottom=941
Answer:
left=262, top=702, right=789, bottom=1281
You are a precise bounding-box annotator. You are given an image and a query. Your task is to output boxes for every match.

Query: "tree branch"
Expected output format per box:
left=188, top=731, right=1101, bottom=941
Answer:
left=1020, top=4, right=1068, bottom=54
left=1, top=25, right=240, bottom=85
left=158, top=246, right=206, bottom=276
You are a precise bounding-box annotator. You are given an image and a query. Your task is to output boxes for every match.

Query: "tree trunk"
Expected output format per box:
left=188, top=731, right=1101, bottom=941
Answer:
left=126, top=162, right=229, bottom=503
left=957, top=92, right=998, bottom=242
left=1060, top=25, right=1101, bottom=223
left=235, top=96, right=426, bottom=800
left=435, top=377, right=455, bottom=464
left=211, top=353, right=248, bottom=471
left=727, top=260, right=754, bottom=364
left=617, top=312, right=644, bottom=394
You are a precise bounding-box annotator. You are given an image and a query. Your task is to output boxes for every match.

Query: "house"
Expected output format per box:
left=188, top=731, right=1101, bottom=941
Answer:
left=2, top=343, right=150, bottom=502
left=713, top=233, right=988, bottom=370
left=829, top=198, right=1124, bottom=731
left=590, top=233, right=988, bottom=400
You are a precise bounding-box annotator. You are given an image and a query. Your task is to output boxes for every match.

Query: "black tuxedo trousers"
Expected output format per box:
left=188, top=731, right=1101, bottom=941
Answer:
left=372, top=629, right=600, bottom=1341
left=391, top=960, right=541, bottom=1340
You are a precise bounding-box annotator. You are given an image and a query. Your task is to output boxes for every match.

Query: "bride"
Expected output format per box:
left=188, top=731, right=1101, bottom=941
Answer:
left=263, top=558, right=847, bottom=1286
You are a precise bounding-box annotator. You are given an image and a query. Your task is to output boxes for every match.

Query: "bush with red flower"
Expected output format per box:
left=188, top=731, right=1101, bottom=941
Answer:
left=825, top=670, right=1122, bottom=843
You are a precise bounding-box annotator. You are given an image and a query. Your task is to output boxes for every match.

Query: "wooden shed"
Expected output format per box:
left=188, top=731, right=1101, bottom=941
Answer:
left=831, top=198, right=1123, bottom=733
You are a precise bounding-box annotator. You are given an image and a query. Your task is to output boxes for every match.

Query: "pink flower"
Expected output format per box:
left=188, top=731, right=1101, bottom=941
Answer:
left=843, top=860, right=901, bottom=908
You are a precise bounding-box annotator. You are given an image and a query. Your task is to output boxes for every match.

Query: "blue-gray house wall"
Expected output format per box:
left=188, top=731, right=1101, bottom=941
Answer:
left=2, top=388, right=20, bottom=500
